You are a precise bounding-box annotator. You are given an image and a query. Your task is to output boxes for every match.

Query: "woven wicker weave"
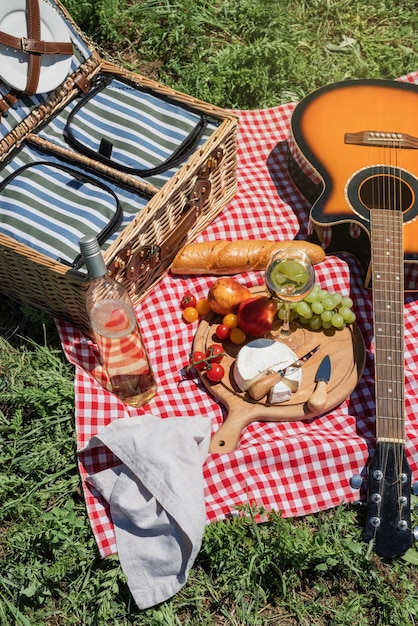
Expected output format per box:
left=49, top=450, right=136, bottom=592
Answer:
left=0, top=1, right=237, bottom=335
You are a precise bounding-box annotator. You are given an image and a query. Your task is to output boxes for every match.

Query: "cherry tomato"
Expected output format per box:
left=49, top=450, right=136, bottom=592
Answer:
left=196, top=297, right=211, bottom=316
left=206, top=362, right=225, bottom=383
left=206, top=344, right=225, bottom=363
left=180, top=293, right=197, bottom=309
left=222, top=313, right=238, bottom=329
left=182, top=306, right=199, bottom=323
left=215, top=323, right=231, bottom=341
left=189, top=350, right=207, bottom=371
left=230, top=327, right=247, bottom=345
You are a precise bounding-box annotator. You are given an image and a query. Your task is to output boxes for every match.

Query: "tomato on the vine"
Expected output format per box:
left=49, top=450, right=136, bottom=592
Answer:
left=206, top=362, right=225, bottom=383
left=189, top=350, right=207, bottom=371
left=180, top=293, right=197, bottom=309
left=205, top=344, right=225, bottom=363
left=215, top=323, right=230, bottom=341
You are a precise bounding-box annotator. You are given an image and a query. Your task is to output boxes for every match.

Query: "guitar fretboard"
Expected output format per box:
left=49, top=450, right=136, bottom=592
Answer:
left=370, top=208, right=405, bottom=443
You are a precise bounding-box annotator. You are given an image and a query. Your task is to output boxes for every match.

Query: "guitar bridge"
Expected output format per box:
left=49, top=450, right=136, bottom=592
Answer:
left=345, top=130, right=418, bottom=149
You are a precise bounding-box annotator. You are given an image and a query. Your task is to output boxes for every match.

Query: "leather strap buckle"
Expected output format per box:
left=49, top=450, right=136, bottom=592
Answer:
left=20, top=36, right=73, bottom=56
left=21, top=37, right=45, bottom=55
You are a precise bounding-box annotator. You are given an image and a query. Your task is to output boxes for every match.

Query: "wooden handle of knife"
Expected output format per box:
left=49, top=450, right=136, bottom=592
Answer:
left=307, top=380, right=327, bottom=412
left=248, top=371, right=282, bottom=401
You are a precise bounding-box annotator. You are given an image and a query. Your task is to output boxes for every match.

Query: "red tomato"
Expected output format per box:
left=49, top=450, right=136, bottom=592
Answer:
left=205, top=344, right=225, bottom=363
left=180, top=293, right=197, bottom=309
left=206, top=362, right=225, bottom=383
left=189, top=351, right=207, bottom=371
left=215, top=323, right=231, bottom=341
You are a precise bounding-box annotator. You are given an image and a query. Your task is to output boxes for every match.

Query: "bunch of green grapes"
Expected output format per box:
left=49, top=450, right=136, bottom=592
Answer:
left=277, top=284, right=356, bottom=331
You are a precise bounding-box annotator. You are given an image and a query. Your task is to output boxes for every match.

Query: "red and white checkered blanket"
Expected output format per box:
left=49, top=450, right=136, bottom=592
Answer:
left=57, top=72, right=418, bottom=557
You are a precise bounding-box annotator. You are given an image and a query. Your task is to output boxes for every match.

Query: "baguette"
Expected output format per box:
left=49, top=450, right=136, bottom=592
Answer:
left=171, top=239, right=325, bottom=276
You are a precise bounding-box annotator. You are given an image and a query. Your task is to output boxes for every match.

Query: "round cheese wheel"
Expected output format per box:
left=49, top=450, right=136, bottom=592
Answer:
left=233, top=338, right=302, bottom=403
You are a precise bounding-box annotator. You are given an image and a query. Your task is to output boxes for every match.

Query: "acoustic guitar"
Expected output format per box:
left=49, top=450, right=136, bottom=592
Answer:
left=288, top=79, right=416, bottom=558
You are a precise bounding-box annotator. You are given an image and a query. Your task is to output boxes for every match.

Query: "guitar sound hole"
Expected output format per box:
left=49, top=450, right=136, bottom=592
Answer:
left=358, top=175, right=413, bottom=212
left=347, top=164, right=418, bottom=224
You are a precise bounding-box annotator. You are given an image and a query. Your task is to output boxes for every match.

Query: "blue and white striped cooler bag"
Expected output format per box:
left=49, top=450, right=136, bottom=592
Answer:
left=0, top=72, right=221, bottom=267
left=35, top=73, right=221, bottom=189
left=0, top=143, right=152, bottom=270
left=0, top=68, right=222, bottom=264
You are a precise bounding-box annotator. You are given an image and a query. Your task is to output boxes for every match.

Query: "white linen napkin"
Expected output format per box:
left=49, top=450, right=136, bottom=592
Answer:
left=81, top=414, right=211, bottom=609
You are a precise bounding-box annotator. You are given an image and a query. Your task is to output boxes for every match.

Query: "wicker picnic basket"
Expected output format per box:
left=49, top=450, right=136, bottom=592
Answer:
left=0, top=0, right=237, bottom=335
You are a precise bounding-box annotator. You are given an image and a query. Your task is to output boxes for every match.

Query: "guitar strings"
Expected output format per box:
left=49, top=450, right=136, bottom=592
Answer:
left=393, top=138, right=408, bottom=521
left=370, top=137, right=406, bottom=519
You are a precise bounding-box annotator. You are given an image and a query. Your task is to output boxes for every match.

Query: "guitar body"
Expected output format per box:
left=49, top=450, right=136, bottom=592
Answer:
left=288, top=79, right=418, bottom=290
left=289, top=79, right=416, bottom=557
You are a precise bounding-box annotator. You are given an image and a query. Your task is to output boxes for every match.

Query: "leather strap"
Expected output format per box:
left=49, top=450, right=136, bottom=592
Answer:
left=0, top=91, right=18, bottom=122
left=72, top=70, right=91, bottom=94
left=107, top=197, right=207, bottom=290
left=0, top=0, right=73, bottom=95
left=107, top=186, right=210, bottom=285
left=26, top=0, right=42, bottom=95
left=0, top=31, right=74, bottom=56
left=0, top=91, right=18, bottom=113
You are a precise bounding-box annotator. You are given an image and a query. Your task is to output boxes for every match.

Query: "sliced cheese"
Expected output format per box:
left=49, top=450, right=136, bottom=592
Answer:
left=233, top=338, right=302, bottom=403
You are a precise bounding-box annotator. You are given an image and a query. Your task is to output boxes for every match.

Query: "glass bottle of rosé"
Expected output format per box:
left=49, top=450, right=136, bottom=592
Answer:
left=79, top=235, right=157, bottom=407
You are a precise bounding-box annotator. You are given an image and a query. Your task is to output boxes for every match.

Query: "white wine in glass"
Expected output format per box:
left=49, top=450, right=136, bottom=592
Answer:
left=265, top=248, right=315, bottom=347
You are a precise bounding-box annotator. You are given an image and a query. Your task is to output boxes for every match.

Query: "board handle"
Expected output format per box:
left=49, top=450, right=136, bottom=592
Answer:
left=209, top=421, right=244, bottom=453
left=209, top=405, right=262, bottom=453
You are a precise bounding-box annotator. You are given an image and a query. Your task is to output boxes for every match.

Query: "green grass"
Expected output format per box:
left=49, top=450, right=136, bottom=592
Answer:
left=1, top=0, right=418, bottom=624
left=62, top=0, right=418, bottom=108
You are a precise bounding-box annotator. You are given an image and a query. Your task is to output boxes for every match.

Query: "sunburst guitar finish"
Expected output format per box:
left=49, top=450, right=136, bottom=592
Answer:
left=288, top=79, right=418, bottom=290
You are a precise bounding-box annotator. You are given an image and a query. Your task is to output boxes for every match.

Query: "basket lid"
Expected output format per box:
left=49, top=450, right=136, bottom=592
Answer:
left=0, top=0, right=73, bottom=94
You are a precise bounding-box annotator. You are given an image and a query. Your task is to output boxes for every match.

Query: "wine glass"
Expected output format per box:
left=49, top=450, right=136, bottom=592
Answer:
left=265, top=248, right=315, bottom=347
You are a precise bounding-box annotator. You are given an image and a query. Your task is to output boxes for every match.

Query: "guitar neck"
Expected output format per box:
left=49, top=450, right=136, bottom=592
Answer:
left=370, top=208, right=405, bottom=444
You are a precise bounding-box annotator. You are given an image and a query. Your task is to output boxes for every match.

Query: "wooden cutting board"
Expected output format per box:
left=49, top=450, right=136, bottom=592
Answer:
left=193, top=293, right=366, bottom=453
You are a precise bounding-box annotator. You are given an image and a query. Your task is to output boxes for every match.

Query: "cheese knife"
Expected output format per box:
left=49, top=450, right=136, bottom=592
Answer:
left=307, top=354, right=331, bottom=412
left=248, top=344, right=320, bottom=401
